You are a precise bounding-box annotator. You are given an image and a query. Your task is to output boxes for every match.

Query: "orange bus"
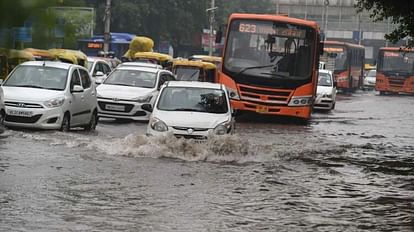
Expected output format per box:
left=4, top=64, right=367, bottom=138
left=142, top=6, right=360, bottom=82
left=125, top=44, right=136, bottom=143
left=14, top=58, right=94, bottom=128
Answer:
left=320, top=41, right=365, bottom=92
left=217, top=13, right=321, bottom=120
left=376, top=47, right=414, bottom=95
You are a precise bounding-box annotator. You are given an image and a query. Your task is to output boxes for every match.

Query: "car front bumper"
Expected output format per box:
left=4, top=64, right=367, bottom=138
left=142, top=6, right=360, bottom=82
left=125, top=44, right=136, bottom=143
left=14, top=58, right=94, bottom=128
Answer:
left=4, top=106, right=64, bottom=129
left=97, top=99, right=150, bottom=121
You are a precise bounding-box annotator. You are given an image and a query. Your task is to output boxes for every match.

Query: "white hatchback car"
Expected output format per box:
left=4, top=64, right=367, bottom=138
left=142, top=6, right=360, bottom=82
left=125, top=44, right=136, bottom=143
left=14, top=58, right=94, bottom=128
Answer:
left=144, top=81, right=235, bottom=139
left=87, top=57, right=112, bottom=84
left=314, top=69, right=337, bottom=110
left=363, top=69, right=376, bottom=90
left=1, top=61, right=98, bottom=131
left=96, top=66, right=175, bottom=121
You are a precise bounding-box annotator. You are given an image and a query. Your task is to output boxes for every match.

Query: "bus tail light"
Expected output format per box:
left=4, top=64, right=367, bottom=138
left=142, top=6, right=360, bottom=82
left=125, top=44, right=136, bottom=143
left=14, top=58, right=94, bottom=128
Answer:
left=288, top=96, right=313, bottom=106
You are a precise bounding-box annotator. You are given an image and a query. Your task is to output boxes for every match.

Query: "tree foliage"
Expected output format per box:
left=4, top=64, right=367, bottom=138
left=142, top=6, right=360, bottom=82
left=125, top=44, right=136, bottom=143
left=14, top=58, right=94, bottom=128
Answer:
left=356, top=0, right=414, bottom=47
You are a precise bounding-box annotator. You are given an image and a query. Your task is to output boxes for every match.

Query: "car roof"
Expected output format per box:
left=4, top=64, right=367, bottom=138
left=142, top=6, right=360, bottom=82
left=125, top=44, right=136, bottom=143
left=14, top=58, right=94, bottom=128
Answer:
left=19, top=61, right=76, bottom=69
left=114, top=65, right=162, bottom=74
left=165, top=81, right=224, bottom=90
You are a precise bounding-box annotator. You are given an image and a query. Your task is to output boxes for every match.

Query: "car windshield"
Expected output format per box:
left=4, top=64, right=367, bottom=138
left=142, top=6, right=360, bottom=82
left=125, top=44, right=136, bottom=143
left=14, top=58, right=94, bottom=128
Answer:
left=157, top=87, right=229, bottom=114
left=175, top=67, right=201, bottom=81
left=318, top=72, right=333, bottom=87
left=366, top=70, right=376, bottom=77
left=104, top=69, right=157, bottom=88
left=3, top=65, right=68, bottom=91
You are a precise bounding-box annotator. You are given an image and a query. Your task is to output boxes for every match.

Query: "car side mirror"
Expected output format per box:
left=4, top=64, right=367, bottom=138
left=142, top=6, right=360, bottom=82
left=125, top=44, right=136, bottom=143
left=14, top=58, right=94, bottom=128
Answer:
left=71, top=85, right=84, bottom=93
left=141, top=103, right=153, bottom=112
left=333, top=80, right=337, bottom=87
left=95, top=71, right=104, bottom=77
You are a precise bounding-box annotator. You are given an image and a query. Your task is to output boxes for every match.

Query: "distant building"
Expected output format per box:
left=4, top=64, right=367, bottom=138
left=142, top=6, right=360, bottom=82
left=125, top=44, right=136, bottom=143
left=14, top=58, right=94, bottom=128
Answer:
left=272, top=0, right=407, bottom=64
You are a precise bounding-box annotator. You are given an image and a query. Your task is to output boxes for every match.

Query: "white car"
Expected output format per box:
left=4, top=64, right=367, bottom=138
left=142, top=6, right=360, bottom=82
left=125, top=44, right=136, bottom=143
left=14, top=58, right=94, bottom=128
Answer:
left=87, top=57, right=112, bottom=84
left=314, top=69, right=337, bottom=110
left=118, top=62, right=163, bottom=69
left=96, top=66, right=175, bottom=121
left=144, top=81, right=235, bottom=139
left=363, top=69, right=376, bottom=90
left=1, top=61, right=98, bottom=131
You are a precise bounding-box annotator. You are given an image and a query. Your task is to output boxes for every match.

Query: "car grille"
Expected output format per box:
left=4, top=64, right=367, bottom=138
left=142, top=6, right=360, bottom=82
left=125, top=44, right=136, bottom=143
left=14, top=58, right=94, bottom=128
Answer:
left=5, top=114, right=42, bottom=123
left=172, top=126, right=209, bottom=132
left=98, top=101, right=134, bottom=113
left=174, top=134, right=207, bottom=140
left=238, top=84, right=292, bottom=106
left=5, top=101, right=43, bottom=108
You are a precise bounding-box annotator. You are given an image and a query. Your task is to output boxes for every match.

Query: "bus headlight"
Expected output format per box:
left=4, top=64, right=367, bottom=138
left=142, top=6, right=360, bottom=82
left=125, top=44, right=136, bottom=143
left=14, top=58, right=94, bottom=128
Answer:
left=227, top=87, right=240, bottom=100
left=288, top=96, right=312, bottom=106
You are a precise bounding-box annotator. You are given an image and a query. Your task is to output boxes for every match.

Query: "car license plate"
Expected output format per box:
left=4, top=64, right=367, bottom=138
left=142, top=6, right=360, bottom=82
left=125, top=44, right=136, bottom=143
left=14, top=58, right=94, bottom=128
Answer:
left=256, top=105, right=268, bottom=113
left=7, top=109, right=33, bottom=117
left=105, top=104, right=125, bottom=111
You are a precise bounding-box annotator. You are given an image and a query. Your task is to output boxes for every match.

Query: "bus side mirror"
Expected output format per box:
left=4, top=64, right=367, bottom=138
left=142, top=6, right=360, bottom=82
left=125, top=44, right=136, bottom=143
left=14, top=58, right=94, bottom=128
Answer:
left=215, top=29, right=223, bottom=44
left=319, top=42, right=324, bottom=55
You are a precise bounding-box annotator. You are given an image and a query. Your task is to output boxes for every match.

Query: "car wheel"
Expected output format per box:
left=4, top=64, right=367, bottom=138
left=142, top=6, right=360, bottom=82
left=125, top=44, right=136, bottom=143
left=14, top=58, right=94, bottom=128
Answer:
left=331, top=102, right=335, bottom=110
left=60, top=113, right=70, bottom=132
left=84, top=110, right=98, bottom=131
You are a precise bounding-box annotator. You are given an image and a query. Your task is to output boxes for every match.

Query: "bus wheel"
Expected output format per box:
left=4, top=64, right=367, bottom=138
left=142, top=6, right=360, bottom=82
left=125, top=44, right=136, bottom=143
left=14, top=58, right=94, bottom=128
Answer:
left=379, top=91, right=385, bottom=95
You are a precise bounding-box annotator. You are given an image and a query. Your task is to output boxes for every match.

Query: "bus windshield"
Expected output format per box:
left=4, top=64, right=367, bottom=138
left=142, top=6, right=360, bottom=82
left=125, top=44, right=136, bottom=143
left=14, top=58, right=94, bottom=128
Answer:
left=321, top=46, right=348, bottom=71
left=223, top=19, right=315, bottom=83
left=379, top=51, right=414, bottom=74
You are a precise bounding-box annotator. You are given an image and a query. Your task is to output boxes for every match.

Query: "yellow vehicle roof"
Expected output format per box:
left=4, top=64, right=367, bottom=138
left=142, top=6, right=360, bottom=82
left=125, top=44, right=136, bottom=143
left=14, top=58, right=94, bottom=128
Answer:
left=7, top=49, right=35, bottom=61
left=189, top=55, right=222, bottom=64
left=364, top=63, right=376, bottom=70
left=49, top=49, right=88, bottom=67
left=134, top=52, right=173, bottom=62
left=24, top=48, right=56, bottom=60
left=173, top=59, right=216, bottom=70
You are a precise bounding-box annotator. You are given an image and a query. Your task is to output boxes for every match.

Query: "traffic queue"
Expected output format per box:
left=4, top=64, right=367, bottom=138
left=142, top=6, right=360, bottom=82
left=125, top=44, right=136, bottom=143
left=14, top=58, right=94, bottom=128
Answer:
left=1, top=13, right=413, bottom=139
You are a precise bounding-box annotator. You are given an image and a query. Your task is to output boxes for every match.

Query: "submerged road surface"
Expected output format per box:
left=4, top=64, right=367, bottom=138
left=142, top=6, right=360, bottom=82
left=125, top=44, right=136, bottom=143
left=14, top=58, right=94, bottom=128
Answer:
left=1, top=91, right=413, bottom=231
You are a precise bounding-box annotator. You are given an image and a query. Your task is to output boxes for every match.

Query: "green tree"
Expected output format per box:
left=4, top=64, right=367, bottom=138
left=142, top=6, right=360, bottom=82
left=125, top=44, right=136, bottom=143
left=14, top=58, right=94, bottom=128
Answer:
left=356, top=0, right=414, bottom=47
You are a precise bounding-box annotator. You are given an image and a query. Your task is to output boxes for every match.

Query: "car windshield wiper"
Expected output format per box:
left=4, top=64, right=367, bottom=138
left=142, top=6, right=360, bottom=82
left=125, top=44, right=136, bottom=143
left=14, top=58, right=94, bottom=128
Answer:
left=173, top=108, right=204, bottom=112
left=260, top=71, right=290, bottom=78
left=16, top=84, right=45, bottom=89
left=236, top=64, right=275, bottom=76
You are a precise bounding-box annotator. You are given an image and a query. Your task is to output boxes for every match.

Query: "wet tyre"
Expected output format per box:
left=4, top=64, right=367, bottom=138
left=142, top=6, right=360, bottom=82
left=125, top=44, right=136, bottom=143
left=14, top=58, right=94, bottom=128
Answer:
left=0, top=110, right=4, bottom=125
left=60, top=113, right=70, bottom=132
left=84, top=111, right=97, bottom=131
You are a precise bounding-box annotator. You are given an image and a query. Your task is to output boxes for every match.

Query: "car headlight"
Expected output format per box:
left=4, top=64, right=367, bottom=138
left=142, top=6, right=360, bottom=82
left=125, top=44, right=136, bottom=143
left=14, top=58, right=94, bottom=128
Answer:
left=325, top=94, right=332, bottom=98
left=288, top=96, right=312, bottom=106
left=150, top=117, right=168, bottom=132
left=96, top=92, right=103, bottom=98
left=227, top=87, right=240, bottom=100
left=133, top=95, right=153, bottom=103
left=214, top=121, right=232, bottom=135
left=44, top=97, right=65, bottom=108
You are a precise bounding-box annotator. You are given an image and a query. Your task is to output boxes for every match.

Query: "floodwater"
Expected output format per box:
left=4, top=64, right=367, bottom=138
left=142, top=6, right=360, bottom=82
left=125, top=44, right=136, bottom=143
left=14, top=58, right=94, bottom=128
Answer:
left=0, top=91, right=413, bottom=231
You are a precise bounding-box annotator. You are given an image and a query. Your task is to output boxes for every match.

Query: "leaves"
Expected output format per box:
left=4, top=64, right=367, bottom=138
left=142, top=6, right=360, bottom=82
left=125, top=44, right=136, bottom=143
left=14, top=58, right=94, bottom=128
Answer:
left=356, top=0, right=414, bottom=47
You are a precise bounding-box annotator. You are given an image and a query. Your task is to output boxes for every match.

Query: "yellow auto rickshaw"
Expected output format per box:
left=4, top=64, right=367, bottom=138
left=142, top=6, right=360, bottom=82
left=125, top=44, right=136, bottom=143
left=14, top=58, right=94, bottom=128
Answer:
left=188, top=55, right=222, bottom=66
left=24, top=48, right=57, bottom=61
left=172, top=59, right=216, bottom=82
left=49, top=48, right=88, bottom=68
left=133, top=51, right=173, bottom=68
left=122, top=36, right=154, bottom=61
left=0, top=48, right=35, bottom=79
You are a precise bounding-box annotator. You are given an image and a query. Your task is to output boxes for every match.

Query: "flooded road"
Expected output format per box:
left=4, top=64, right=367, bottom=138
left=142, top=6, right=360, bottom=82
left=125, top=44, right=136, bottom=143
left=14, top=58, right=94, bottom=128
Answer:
left=1, top=91, right=413, bottom=231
